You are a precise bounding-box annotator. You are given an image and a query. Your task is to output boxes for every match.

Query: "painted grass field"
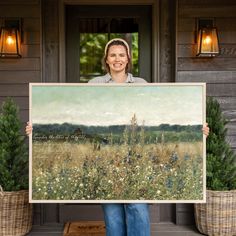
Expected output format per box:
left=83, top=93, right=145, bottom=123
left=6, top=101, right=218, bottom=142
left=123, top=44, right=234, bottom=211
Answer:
left=32, top=140, right=203, bottom=201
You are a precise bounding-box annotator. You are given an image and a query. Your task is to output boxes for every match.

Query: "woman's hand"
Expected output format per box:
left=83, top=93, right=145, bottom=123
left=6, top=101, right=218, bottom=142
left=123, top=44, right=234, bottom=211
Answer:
left=25, top=121, right=33, bottom=136
left=202, top=123, right=210, bottom=137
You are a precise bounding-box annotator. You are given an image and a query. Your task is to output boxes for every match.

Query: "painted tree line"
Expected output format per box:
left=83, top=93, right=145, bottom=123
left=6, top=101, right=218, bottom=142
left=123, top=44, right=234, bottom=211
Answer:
left=33, top=114, right=202, bottom=144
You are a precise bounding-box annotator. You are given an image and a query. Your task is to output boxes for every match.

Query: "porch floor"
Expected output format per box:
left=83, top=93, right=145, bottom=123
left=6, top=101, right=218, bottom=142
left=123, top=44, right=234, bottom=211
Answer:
left=27, top=223, right=203, bottom=236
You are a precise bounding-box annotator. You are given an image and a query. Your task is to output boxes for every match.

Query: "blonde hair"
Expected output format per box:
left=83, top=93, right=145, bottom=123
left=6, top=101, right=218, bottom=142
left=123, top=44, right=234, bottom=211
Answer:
left=102, top=38, right=131, bottom=73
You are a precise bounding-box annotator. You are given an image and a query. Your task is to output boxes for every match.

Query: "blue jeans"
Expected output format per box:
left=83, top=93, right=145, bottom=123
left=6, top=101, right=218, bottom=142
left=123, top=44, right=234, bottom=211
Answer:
left=102, top=203, right=150, bottom=236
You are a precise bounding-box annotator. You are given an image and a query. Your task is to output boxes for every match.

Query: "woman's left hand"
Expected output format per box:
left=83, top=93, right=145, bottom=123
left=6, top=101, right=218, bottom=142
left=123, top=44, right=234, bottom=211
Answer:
left=202, top=123, right=210, bottom=137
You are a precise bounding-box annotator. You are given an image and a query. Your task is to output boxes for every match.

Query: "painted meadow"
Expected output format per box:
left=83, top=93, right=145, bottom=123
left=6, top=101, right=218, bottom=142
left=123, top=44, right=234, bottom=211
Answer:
left=30, top=84, right=205, bottom=202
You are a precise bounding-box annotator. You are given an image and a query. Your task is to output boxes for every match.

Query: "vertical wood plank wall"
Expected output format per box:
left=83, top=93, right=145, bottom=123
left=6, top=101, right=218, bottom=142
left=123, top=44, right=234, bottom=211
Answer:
left=159, top=0, right=176, bottom=82
left=0, top=0, right=41, bottom=125
left=41, top=0, right=59, bottom=82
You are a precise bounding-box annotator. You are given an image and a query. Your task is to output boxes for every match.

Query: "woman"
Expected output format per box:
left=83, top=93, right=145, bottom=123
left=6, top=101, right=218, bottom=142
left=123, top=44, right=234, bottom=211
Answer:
left=89, top=38, right=151, bottom=236
left=26, top=38, right=209, bottom=236
left=88, top=38, right=146, bottom=84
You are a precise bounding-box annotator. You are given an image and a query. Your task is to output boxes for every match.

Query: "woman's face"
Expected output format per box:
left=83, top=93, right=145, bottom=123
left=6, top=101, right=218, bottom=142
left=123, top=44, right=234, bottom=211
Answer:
left=106, top=45, right=129, bottom=74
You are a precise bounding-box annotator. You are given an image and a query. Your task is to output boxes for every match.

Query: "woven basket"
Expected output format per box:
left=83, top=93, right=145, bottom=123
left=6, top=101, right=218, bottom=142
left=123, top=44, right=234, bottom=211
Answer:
left=0, top=187, right=33, bottom=236
left=194, top=190, right=236, bottom=236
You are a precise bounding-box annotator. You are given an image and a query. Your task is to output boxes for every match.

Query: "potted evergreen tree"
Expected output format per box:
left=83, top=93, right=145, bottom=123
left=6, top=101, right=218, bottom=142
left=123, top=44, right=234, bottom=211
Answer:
left=194, top=97, right=236, bottom=236
left=0, top=98, right=32, bottom=236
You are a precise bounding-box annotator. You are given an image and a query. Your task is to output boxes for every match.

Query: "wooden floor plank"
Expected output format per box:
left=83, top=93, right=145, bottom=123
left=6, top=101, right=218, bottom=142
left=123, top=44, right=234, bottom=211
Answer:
left=26, top=223, right=203, bottom=236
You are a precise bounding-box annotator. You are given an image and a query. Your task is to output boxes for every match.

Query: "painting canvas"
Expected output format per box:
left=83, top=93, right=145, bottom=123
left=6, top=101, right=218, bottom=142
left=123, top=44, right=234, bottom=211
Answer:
left=29, top=83, right=206, bottom=203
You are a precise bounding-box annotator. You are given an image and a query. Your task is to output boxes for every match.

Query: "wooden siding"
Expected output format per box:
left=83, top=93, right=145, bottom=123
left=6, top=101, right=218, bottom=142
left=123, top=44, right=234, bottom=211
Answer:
left=177, top=0, right=236, bottom=153
left=176, top=0, right=236, bottom=224
left=0, top=0, right=41, bottom=125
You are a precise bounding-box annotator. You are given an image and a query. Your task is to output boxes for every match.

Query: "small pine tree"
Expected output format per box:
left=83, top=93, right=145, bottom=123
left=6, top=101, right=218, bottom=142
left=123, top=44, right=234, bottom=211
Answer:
left=0, top=98, right=28, bottom=191
left=206, top=97, right=236, bottom=190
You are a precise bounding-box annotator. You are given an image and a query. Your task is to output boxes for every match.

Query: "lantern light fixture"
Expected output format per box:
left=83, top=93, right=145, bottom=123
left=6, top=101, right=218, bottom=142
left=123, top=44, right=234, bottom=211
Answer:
left=0, top=19, right=22, bottom=58
left=196, top=18, right=219, bottom=57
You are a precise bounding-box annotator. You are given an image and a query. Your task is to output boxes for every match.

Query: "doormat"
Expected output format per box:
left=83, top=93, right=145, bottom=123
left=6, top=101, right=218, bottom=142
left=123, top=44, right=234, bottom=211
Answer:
left=63, top=221, right=106, bottom=236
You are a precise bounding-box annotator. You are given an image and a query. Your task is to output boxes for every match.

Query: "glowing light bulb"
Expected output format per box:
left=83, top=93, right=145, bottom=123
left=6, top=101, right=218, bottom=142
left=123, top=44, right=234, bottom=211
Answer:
left=6, top=35, right=15, bottom=45
left=203, top=36, right=212, bottom=45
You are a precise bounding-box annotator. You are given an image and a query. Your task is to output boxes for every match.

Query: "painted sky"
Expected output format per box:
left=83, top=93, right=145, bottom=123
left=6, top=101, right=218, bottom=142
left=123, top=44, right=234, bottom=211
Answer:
left=31, top=85, right=204, bottom=126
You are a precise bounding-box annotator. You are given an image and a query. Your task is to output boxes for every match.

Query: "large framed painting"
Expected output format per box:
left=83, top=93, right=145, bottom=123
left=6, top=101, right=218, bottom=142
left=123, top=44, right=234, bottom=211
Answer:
left=29, top=83, right=206, bottom=203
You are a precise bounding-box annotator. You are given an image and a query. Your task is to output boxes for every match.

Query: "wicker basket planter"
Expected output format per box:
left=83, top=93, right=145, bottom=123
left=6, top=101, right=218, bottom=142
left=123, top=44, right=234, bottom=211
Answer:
left=0, top=188, right=33, bottom=236
left=194, top=190, right=236, bottom=236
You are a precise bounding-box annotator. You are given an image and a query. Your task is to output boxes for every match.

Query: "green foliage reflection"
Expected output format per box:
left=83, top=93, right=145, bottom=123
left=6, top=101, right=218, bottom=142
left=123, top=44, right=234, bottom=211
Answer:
left=80, top=33, right=139, bottom=82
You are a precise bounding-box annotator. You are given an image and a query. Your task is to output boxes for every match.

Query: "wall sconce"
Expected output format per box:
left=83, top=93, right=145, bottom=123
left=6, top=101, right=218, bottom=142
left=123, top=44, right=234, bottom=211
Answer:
left=0, top=19, right=22, bottom=58
left=196, top=18, right=219, bottom=57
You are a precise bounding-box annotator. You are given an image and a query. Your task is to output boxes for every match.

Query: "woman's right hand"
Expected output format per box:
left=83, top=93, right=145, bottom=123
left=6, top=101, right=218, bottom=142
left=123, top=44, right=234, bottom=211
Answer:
left=25, top=121, right=33, bottom=136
